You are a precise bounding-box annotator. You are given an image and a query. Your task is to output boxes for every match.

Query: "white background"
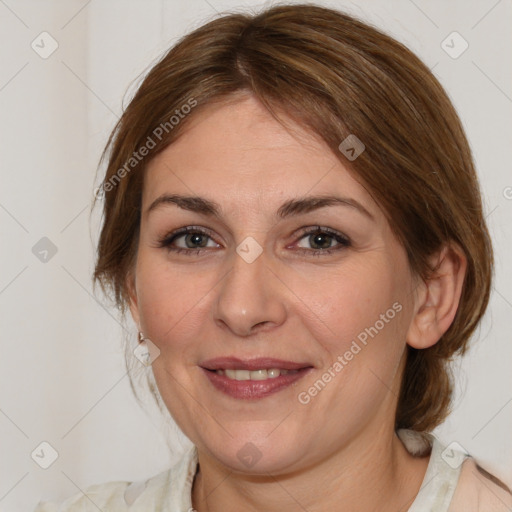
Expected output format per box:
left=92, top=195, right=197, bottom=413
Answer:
left=0, top=1, right=511, bottom=510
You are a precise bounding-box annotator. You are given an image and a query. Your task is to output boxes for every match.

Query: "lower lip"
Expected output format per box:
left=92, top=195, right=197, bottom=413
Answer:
left=201, top=368, right=312, bottom=399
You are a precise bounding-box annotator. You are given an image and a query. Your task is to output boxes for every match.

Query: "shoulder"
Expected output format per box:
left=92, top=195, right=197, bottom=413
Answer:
left=398, top=429, right=512, bottom=512
left=449, top=457, right=512, bottom=511
left=33, top=445, right=198, bottom=512
left=33, top=478, right=139, bottom=512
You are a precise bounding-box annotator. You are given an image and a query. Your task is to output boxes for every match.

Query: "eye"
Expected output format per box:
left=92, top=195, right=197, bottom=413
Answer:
left=294, top=226, right=351, bottom=256
left=157, top=226, right=220, bottom=255
left=157, top=225, right=351, bottom=257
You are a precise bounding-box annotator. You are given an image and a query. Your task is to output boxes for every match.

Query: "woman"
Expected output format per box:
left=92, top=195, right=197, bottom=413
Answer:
left=36, top=4, right=512, bottom=511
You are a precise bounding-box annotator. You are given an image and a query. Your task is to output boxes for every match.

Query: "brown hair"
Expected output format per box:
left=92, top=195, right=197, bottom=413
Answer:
left=93, top=4, right=493, bottom=432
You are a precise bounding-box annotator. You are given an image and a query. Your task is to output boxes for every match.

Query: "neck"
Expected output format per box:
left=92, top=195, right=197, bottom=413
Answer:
left=191, top=423, right=429, bottom=512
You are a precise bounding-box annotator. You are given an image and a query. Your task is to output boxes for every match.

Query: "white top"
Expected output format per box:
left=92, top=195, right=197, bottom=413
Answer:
left=34, top=430, right=512, bottom=511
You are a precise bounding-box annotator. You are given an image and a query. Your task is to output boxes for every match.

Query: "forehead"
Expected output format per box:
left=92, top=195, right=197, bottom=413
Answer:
left=142, top=96, right=377, bottom=217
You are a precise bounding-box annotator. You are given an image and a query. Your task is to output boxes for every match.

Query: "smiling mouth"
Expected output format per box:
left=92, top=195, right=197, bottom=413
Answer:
left=200, top=357, right=312, bottom=374
left=200, top=357, right=313, bottom=399
left=210, top=368, right=299, bottom=380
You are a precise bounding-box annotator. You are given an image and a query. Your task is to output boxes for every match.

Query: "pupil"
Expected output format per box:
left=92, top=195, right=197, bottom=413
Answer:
left=187, top=233, right=205, bottom=248
left=311, top=233, right=331, bottom=249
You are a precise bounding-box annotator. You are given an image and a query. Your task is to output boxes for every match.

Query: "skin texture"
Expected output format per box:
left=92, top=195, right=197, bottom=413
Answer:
left=128, top=95, right=466, bottom=512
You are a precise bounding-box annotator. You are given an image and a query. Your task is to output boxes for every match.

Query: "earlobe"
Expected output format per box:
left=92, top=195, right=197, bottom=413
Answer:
left=407, top=244, right=467, bottom=350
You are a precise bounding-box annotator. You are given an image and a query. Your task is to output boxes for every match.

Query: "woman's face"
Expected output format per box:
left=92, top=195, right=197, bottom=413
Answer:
left=129, top=95, right=420, bottom=474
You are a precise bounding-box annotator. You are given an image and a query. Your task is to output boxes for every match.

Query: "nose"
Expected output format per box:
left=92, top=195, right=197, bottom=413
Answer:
left=212, top=244, right=287, bottom=337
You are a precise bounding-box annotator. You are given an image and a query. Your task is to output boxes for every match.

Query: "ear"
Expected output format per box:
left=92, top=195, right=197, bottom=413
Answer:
left=407, top=244, right=467, bottom=349
left=126, top=270, right=141, bottom=328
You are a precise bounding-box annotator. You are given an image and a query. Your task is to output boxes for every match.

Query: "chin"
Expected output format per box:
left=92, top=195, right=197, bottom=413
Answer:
left=221, top=448, right=300, bottom=475
left=202, top=428, right=310, bottom=475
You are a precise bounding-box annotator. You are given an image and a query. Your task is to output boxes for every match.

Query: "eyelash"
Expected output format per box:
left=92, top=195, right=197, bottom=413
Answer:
left=157, top=225, right=351, bottom=257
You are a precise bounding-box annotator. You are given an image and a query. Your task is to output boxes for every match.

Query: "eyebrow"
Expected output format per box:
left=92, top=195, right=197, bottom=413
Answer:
left=146, top=193, right=374, bottom=220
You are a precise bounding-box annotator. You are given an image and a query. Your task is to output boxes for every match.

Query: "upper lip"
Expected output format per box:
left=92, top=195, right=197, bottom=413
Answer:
left=200, top=357, right=313, bottom=371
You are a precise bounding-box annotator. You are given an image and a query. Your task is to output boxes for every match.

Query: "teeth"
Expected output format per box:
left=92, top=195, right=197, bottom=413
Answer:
left=217, top=368, right=298, bottom=380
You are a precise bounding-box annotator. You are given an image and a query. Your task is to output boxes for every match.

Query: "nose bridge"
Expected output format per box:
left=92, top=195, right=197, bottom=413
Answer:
left=213, top=239, right=286, bottom=336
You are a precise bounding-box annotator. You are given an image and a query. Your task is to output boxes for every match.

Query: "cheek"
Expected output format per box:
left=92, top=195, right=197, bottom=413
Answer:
left=134, top=252, right=214, bottom=349
left=289, top=259, right=413, bottom=411
left=288, top=256, right=405, bottom=349
left=283, top=258, right=410, bottom=441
